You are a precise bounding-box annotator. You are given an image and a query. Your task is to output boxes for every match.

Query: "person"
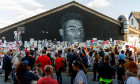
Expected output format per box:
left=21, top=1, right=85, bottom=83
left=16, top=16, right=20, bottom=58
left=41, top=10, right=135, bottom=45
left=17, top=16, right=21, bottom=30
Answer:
left=0, top=51, right=2, bottom=74
left=47, top=53, right=53, bottom=66
left=69, top=50, right=78, bottom=84
left=118, top=50, right=126, bottom=60
left=34, top=63, right=43, bottom=77
left=59, top=12, right=84, bottom=43
left=114, top=45, right=119, bottom=64
left=11, top=52, right=22, bottom=70
left=138, top=56, right=140, bottom=70
left=34, top=48, right=40, bottom=60
left=35, top=50, right=51, bottom=76
left=30, top=50, right=36, bottom=64
left=125, top=45, right=130, bottom=57
left=116, top=59, right=126, bottom=84
left=93, top=51, right=101, bottom=81
left=124, top=57, right=134, bottom=72
left=98, top=48, right=105, bottom=61
left=37, top=65, right=58, bottom=84
left=125, top=70, right=140, bottom=84
left=125, top=61, right=138, bottom=80
left=97, top=55, right=116, bottom=84
left=89, top=51, right=94, bottom=69
left=66, top=49, right=72, bottom=75
left=109, top=48, right=115, bottom=66
left=51, top=49, right=55, bottom=66
left=130, top=51, right=135, bottom=62
left=72, top=60, right=87, bottom=84
left=11, top=51, right=22, bottom=79
left=2, top=50, right=12, bottom=82
left=13, top=62, right=39, bottom=84
left=55, top=53, right=66, bottom=84
left=81, top=50, right=88, bottom=68
left=21, top=51, right=35, bottom=70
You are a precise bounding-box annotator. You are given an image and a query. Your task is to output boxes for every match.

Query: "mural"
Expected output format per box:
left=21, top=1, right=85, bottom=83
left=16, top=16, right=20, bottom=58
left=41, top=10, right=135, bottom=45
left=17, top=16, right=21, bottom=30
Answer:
left=59, top=12, right=84, bottom=43
left=0, top=5, right=124, bottom=42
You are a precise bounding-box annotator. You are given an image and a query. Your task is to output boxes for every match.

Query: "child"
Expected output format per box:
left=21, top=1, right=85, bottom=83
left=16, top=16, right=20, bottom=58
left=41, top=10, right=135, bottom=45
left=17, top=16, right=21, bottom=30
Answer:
left=117, top=59, right=126, bottom=84
left=34, top=63, right=43, bottom=77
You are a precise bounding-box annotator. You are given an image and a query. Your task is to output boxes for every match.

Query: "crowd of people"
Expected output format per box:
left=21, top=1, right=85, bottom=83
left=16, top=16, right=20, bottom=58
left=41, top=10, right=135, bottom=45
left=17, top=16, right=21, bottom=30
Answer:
left=0, top=44, right=140, bottom=84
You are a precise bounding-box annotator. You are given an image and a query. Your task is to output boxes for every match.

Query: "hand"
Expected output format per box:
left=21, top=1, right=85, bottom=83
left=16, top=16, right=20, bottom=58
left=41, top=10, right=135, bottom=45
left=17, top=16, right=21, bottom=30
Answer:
left=35, top=70, right=38, bottom=74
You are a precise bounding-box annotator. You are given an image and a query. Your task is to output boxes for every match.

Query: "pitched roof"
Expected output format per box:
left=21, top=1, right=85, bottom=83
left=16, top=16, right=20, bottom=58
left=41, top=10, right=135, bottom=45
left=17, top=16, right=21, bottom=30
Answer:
left=0, top=1, right=120, bottom=33
left=129, top=26, right=140, bottom=34
left=131, top=12, right=140, bottom=21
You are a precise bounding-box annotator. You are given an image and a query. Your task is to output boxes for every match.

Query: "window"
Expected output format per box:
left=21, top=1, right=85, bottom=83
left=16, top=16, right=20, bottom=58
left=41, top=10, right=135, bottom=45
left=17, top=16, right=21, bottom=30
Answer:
left=131, top=19, right=134, bottom=25
left=17, top=27, right=25, bottom=34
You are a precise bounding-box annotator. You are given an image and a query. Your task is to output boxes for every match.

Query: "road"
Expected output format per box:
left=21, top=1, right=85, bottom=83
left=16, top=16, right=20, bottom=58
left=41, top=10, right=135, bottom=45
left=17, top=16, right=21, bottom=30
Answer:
left=0, top=70, right=118, bottom=84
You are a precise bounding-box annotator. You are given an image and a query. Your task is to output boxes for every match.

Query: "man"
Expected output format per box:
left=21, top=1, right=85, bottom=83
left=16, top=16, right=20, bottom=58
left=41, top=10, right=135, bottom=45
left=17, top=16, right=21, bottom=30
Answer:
left=97, top=55, right=116, bottom=84
left=118, top=50, right=126, bottom=60
left=69, top=49, right=78, bottom=84
left=21, top=51, right=35, bottom=70
left=2, top=50, right=12, bottom=82
left=126, top=70, right=140, bottom=84
left=98, top=48, right=105, bottom=61
left=35, top=51, right=51, bottom=76
left=66, top=48, right=72, bottom=75
left=34, top=48, right=40, bottom=60
left=37, top=65, right=58, bottom=84
left=55, top=53, right=65, bottom=84
left=59, top=12, right=84, bottom=43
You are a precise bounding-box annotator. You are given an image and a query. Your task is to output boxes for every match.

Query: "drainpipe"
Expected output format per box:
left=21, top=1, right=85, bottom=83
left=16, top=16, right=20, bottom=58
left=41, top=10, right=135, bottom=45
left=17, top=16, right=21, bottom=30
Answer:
left=118, top=15, right=129, bottom=34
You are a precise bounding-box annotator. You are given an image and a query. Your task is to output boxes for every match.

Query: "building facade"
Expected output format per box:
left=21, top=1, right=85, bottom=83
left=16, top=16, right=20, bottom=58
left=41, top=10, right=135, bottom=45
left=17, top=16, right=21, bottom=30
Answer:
left=0, top=1, right=126, bottom=42
left=129, top=12, right=140, bottom=30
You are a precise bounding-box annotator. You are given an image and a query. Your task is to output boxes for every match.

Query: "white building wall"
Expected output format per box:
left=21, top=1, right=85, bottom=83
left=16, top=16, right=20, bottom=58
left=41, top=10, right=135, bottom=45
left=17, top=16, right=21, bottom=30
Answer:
left=129, top=15, right=139, bottom=30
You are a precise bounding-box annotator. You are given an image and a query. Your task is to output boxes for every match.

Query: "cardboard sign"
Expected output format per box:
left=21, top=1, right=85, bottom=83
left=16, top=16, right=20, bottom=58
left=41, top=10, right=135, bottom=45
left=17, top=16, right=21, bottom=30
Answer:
left=92, top=38, right=97, bottom=40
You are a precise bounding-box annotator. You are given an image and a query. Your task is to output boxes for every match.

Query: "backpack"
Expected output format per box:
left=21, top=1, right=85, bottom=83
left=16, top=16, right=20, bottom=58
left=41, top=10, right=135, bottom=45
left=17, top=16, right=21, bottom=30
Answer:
left=24, top=59, right=29, bottom=64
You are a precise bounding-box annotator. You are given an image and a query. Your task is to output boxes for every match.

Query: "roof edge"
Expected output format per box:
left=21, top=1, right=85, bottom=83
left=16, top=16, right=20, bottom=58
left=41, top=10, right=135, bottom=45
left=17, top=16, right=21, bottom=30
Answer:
left=0, top=1, right=120, bottom=33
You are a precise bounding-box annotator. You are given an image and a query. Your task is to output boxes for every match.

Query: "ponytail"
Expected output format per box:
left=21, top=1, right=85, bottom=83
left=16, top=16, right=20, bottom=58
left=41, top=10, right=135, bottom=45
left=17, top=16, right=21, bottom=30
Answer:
left=72, top=60, right=87, bottom=74
left=79, top=63, right=87, bottom=74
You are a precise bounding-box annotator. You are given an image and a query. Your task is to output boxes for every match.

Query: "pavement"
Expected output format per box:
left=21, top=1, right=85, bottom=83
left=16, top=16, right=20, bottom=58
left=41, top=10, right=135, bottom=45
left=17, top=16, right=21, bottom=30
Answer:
left=0, top=69, right=118, bottom=84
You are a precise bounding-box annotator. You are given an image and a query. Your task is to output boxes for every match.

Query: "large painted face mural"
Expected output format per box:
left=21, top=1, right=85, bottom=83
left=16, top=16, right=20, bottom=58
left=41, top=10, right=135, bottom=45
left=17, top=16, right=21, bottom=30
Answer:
left=59, top=12, right=84, bottom=43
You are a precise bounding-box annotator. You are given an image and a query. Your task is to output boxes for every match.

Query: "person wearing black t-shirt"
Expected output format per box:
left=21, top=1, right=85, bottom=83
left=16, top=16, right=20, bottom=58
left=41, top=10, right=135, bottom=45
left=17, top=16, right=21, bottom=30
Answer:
left=125, top=45, right=130, bottom=57
left=117, top=59, right=126, bottom=84
left=97, top=55, right=116, bottom=84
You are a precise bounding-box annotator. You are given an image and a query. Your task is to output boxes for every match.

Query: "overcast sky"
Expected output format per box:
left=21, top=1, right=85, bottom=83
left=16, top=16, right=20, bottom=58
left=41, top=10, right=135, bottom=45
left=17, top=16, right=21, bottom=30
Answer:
left=0, top=0, right=139, bottom=28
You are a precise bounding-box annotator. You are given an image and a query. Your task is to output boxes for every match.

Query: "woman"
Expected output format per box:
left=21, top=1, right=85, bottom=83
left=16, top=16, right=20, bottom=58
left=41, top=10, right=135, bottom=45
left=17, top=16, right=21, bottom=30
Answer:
left=47, top=53, right=53, bottom=66
left=81, top=50, right=88, bottom=68
left=11, top=52, right=22, bottom=70
left=114, top=45, right=119, bottom=64
left=89, top=51, right=94, bottom=69
left=93, top=51, right=101, bottom=81
left=125, top=61, right=138, bottom=80
left=109, top=48, right=115, bottom=66
left=13, top=62, right=39, bottom=84
left=72, top=60, right=87, bottom=84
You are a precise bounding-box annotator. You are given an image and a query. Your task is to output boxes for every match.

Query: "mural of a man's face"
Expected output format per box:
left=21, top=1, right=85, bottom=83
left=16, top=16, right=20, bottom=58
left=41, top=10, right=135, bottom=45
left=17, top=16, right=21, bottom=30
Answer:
left=59, top=19, right=84, bottom=43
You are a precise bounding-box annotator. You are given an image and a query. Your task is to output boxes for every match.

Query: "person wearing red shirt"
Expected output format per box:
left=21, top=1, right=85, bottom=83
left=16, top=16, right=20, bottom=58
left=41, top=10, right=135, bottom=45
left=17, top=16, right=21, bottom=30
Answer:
left=37, top=65, right=58, bottom=84
left=35, top=51, right=51, bottom=76
left=55, top=53, right=65, bottom=84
